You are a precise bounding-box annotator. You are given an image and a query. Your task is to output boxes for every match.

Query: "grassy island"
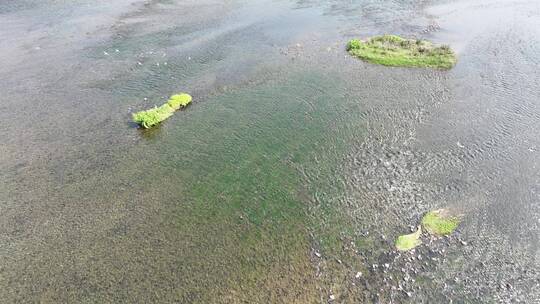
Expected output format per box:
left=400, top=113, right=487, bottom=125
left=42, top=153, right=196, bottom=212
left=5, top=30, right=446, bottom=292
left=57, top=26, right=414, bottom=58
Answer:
left=347, top=35, right=457, bottom=69
left=421, top=209, right=460, bottom=235
left=133, top=93, right=192, bottom=128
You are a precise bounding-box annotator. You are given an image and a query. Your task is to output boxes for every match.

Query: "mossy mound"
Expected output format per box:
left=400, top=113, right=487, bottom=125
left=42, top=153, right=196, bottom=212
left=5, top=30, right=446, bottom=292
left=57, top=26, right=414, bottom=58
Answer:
left=133, top=93, right=192, bottom=128
left=347, top=35, right=457, bottom=69
left=421, top=209, right=460, bottom=236
left=395, top=226, right=422, bottom=251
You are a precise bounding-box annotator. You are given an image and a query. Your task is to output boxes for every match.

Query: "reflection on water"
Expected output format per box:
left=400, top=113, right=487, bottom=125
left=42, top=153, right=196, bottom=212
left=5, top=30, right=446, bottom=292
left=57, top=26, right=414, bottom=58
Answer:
left=1, top=0, right=539, bottom=302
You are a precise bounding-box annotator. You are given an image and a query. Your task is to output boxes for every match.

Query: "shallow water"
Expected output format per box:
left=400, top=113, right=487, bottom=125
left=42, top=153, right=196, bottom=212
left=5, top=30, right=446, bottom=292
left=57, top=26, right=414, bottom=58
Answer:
left=1, top=0, right=540, bottom=302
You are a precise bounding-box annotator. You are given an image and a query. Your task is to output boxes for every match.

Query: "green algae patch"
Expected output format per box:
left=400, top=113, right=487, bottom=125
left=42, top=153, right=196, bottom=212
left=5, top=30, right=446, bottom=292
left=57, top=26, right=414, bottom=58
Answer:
left=347, top=35, right=457, bottom=69
left=133, top=93, right=192, bottom=128
left=395, top=226, right=422, bottom=251
left=421, top=209, right=460, bottom=235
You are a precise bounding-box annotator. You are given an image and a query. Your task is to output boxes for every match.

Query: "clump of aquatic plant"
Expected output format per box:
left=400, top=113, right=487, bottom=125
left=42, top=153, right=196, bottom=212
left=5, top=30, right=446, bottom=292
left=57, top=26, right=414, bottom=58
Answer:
left=132, top=104, right=174, bottom=129
left=395, top=226, right=422, bottom=251
left=347, top=35, right=457, bottom=69
left=421, top=209, right=461, bottom=236
left=167, top=93, right=192, bottom=110
left=132, top=93, right=192, bottom=128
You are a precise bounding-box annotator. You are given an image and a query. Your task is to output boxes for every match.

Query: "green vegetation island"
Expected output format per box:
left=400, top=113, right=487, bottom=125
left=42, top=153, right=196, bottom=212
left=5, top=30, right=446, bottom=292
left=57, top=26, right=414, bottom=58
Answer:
left=133, top=93, right=192, bottom=128
left=347, top=35, right=457, bottom=69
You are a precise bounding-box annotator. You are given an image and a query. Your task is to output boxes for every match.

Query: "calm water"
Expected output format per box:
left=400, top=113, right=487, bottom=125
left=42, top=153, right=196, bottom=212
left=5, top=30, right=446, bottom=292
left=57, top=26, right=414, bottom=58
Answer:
left=1, top=0, right=539, bottom=302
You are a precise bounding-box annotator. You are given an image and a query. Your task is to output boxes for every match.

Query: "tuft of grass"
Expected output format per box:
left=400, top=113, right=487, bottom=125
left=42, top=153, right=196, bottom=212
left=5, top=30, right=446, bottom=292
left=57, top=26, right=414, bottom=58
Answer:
left=421, top=209, right=460, bottom=235
left=395, top=226, right=422, bottom=251
left=347, top=35, right=457, bottom=69
left=133, top=93, right=192, bottom=128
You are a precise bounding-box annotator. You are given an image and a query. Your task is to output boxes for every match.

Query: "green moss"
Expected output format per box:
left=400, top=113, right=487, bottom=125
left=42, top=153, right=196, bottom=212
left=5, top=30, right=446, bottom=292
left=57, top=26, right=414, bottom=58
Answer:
left=421, top=209, right=460, bottom=235
left=395, top=226, right=422, bottom=251
left=133, top=93, right=192, bottom=128
left=347, top=35, right=457, bottom=69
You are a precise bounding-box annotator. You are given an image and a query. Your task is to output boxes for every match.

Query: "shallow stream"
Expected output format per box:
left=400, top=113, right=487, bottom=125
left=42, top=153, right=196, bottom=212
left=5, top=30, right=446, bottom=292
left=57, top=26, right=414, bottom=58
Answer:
left=1, top=0, right=539, bottom=302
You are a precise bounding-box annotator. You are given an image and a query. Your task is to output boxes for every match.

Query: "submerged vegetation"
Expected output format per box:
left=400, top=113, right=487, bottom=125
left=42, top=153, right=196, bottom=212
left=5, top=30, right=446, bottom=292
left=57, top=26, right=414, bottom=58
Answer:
left=347, top=35, right=457, bottom=69
left=133, top=93, right=192, bottom=128
left=395, top=226, right=422, bottom=251
left=421, top=209, right=461, bottom=235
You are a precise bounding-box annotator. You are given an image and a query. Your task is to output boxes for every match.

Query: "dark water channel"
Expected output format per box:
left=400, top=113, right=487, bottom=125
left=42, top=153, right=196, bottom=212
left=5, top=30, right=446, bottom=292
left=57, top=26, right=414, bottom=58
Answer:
left=1, top=0, right=539, bottom=302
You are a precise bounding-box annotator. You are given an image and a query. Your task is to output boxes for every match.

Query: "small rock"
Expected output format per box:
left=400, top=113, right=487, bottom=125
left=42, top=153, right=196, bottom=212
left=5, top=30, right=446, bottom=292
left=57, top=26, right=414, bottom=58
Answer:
left=329, top=294, right=335, bottom=301
left=314, top=251, right=321, bottom=258
left=355, top=272, right=362, bottom=278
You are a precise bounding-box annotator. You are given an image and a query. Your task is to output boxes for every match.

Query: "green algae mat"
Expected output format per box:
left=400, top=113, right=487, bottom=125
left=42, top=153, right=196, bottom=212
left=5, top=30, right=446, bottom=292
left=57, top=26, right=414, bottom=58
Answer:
left=395, top=209, right=462, bottom=251
left=421, top=209, right=461, bottom=236
left=347, top=35, right=457, bottom=69
left=395, top=226, right=422, bottom=251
